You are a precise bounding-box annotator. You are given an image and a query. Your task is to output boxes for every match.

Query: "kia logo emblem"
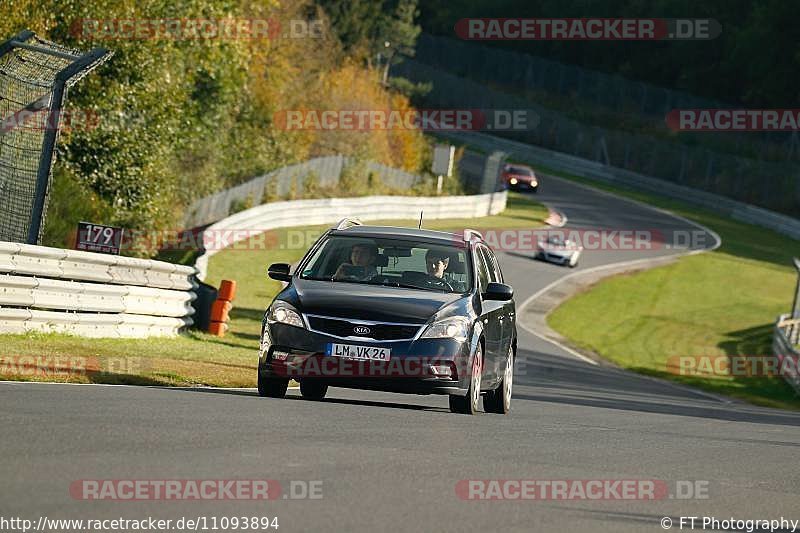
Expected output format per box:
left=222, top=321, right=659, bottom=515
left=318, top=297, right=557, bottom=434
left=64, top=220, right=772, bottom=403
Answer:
left=353, top=326, right=371, bottom=335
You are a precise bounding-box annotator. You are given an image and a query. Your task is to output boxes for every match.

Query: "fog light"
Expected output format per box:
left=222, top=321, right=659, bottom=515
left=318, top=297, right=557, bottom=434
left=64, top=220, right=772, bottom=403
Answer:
left=430, top=364, right=453, bottom=379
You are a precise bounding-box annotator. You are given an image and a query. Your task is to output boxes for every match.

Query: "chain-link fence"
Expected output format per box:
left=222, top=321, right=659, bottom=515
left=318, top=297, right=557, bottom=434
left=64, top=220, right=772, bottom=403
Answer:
left=417, top=34, right=728, bottom=116
left=0, top=31, right=110, bottom=244
left=394, top=58, right=800, bottom=217
left=184, top=156, right=425, bottom=228
left=414, top=34, right=798, bottom=163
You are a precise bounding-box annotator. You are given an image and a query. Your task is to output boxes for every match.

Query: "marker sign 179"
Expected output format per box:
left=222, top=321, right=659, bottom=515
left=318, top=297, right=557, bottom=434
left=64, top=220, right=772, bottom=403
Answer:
left=75, top=221, right=123, bottom=255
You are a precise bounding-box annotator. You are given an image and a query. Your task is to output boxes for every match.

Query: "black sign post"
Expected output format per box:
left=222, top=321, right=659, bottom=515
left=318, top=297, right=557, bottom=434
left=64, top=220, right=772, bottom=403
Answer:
left=792, top=258, right=800, bottom=319
left=75, top=221, right=124, bottom=255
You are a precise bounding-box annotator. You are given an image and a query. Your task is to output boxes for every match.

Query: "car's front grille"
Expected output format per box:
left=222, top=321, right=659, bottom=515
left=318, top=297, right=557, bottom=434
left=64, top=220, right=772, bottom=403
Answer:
left=305, top=315, right=422, bottom=341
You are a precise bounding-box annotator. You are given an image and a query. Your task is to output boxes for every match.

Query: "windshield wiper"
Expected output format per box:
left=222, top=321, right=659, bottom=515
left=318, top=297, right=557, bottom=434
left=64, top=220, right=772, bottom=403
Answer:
left=300, top=275, right=336, bottom=282
left=365, top=279, right=448, bottom=293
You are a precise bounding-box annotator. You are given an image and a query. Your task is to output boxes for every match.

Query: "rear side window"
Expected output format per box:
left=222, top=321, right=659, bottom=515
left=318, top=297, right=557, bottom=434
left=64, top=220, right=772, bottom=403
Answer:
left=475, top=247, right=491, bottom=292
left=482, top=247, right=503, bottom=283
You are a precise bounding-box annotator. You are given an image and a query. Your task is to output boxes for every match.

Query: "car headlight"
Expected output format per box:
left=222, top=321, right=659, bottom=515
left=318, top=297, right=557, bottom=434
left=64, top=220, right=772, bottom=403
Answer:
left=509, top=177, right=518, bottom=185
left=420, top=316, right=470, bottom=342
left=268, top=301, right=305, bottom=328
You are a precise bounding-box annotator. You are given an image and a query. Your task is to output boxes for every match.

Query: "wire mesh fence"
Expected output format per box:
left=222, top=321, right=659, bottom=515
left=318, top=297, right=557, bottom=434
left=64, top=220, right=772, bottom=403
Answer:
left=406, top=34, right=800, bottom=161
left=413, top=33, right=799, bottom=163
left=183, top=156, right=425, bottom=228
left=393, top=57, right=800, bottom=217
left=0, top=31, right=110, bottom=244
left=416, top=34, right=728, bottom=116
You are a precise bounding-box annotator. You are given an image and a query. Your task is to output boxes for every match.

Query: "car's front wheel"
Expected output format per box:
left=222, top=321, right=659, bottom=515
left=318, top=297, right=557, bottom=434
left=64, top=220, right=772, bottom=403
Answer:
left=300, top=380, right=328, bottom=401
left=484, top=345, right=513, bottom=414
left=449, top=345, right=482, bottom=415
left=258, top=371, right=289, bottom=398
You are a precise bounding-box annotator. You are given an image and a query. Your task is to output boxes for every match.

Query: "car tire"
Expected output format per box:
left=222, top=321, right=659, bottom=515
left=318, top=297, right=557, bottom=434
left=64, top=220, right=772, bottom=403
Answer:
left=484, top=345, right=513, bottom=414
left=258, top=372, right=289, bottom=398
left=449, top=345, right=483, bottom=415
left=300, top=380, right=328, bottom=401
left=531, top=186, right=539, bottom=194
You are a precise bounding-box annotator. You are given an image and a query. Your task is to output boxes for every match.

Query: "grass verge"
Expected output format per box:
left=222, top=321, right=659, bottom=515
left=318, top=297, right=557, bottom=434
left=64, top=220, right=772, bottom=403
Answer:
left=538, top=166, right=800, bottom=410
left=0, top=193, right=547, bottom=387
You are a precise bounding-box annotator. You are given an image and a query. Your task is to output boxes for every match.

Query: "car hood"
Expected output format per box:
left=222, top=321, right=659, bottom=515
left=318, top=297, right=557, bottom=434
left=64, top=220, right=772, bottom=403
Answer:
left=287, top=278, right=465, bottom=323
left=541, top=246, right=578, bottom=255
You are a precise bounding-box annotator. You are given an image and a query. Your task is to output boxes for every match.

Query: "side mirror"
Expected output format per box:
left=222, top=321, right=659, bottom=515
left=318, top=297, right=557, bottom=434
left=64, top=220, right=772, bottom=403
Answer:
left=267, top=263, right=292, bottom=282
left=484, top=282, right=513, bottom=301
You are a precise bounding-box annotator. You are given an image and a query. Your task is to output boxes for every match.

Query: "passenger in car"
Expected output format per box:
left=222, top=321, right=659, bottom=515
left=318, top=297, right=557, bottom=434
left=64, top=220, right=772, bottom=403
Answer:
left=333, top=243, right=379, bottom=281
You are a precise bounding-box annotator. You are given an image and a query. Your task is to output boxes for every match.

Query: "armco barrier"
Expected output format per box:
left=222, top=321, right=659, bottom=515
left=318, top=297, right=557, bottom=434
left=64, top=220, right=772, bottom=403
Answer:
left=0, top=243, right=197, bottom=338
left=436, top=130, right=800, bottom=242
left=773, top=314, right=800, bottom=395
left=195, top=191, right=507, bottom=280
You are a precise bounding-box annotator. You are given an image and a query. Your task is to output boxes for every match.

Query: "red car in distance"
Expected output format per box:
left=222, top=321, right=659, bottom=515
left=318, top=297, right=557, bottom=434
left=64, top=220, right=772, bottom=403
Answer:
left=501, top=164, right=539, bottom=193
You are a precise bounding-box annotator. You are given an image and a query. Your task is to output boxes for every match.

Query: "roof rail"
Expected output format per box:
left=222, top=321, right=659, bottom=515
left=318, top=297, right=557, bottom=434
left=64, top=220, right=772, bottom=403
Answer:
left=463, top=229, right=483, bottom=242
left=334, top=217, right=363, bottom=230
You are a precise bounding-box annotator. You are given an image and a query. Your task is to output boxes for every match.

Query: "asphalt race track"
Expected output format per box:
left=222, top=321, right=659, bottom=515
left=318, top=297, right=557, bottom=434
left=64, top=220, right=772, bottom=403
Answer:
left=2, top=175, right=799, bottom=533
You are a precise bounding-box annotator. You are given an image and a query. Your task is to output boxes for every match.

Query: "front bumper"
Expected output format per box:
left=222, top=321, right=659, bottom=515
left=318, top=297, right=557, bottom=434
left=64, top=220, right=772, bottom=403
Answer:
left=541, top=252, right=571, bottom=264
left=506, top=179, right=538, bottom=190
left=259, top=322, right=472, bottom=395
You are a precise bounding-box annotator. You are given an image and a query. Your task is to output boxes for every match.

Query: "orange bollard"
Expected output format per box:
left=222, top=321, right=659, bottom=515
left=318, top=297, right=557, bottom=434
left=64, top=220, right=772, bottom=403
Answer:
left=210, top=299, right=232, bottom=323
left=218, top=280, right=237, bottom=302
left=207, top=280, right=237, bottom=337
left=208, top=321, right=228, bottom=336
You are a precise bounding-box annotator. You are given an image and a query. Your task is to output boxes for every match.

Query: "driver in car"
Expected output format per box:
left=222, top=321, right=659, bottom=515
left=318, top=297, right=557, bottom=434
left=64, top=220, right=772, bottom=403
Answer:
left=425, top=249, right=450, bottom=279
left=333, top=242, right=379, bottom=281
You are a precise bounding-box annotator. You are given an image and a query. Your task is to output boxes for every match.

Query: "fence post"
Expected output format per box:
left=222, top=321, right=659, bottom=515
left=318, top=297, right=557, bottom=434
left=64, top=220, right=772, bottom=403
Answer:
left=792, top=258, right=800, bottom=319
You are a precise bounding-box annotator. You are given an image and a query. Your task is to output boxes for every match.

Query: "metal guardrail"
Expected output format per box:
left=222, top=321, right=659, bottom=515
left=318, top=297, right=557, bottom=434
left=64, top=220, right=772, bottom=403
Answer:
left=0, top=243, right=197, bottom=338
left=194, top=191, right=508, bottom=280
left=0, top=242, right=196, bottom=290
left=773, top=314, right=800, bottom=394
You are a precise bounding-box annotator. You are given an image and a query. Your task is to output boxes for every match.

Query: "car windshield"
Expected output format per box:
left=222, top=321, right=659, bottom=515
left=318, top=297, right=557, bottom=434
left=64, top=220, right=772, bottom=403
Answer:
left=507, top=166, right=532, bottom=176
left=300, top=235, right=472, bottom=294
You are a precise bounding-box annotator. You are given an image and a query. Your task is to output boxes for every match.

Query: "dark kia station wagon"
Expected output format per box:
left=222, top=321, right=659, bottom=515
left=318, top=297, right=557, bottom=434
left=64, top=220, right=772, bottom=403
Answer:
left=258, top=218, right=517, bottom=414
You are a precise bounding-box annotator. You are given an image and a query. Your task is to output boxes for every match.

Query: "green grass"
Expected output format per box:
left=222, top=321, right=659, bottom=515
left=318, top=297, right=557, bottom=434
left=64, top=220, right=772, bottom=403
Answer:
left=540, top=167, right=800, bottom=409
left=0, top=193, right=547, bottom=387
